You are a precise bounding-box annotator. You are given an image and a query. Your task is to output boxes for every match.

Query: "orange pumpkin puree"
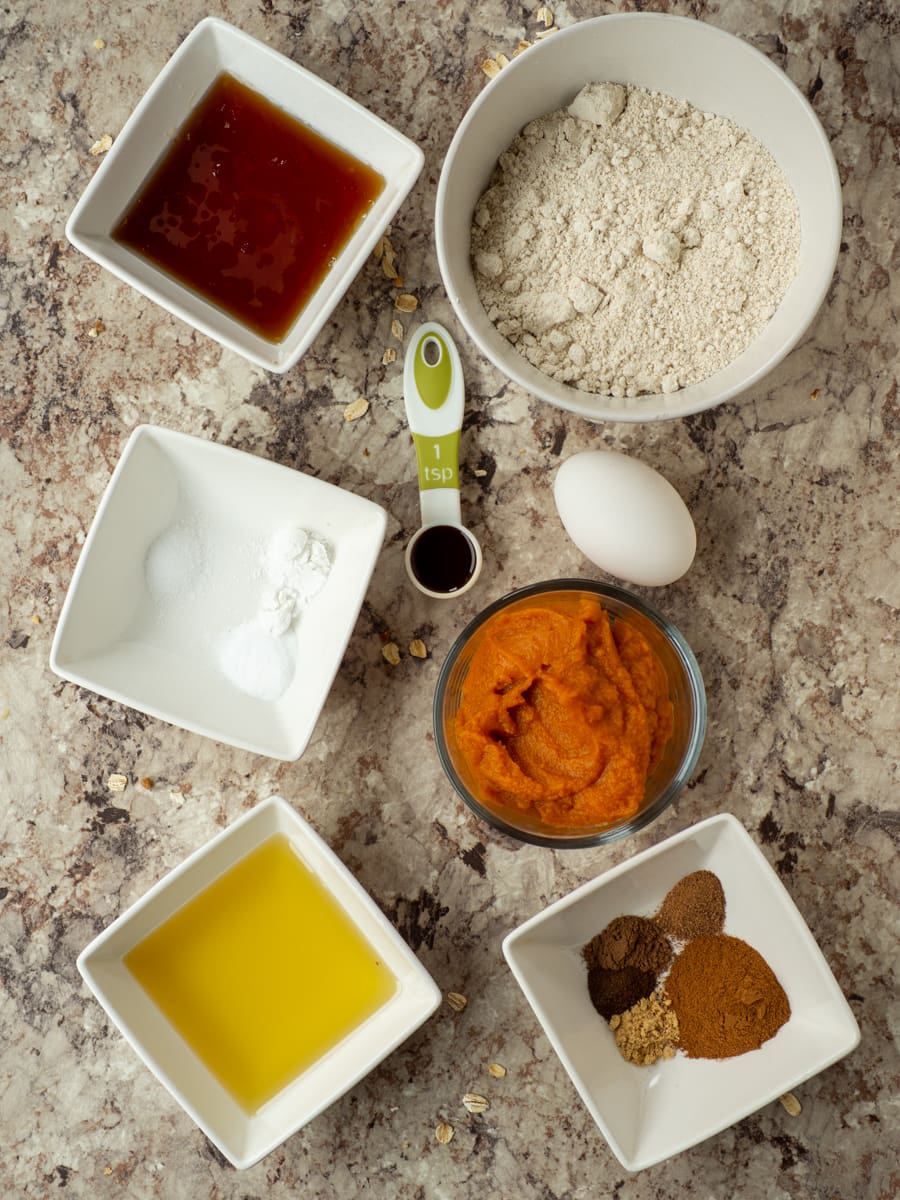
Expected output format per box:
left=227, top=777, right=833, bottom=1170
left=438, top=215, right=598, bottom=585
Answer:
left=454, top=598, right=674, bottom=827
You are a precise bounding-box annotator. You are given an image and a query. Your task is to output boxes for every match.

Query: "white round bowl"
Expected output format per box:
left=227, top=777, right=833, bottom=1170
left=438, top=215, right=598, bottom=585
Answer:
left=435, top=14, right=841, bottom=423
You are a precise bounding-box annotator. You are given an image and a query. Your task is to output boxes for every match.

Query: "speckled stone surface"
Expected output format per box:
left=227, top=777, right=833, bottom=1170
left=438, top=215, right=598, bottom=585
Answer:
left=1, top=1, right=897, bottom=1197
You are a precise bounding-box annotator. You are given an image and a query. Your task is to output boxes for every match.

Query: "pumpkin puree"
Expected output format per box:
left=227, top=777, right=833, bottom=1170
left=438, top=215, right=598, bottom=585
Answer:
left=454, top=597, right=674, bottom=827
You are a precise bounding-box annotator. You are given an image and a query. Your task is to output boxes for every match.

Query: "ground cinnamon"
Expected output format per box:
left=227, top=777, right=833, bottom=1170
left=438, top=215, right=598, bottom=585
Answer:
left=665, top=933, right=791, bottom=1059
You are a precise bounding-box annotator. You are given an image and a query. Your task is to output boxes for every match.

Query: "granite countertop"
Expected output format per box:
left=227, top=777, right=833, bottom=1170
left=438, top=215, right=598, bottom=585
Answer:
left=1, top=1, right=897, bottom=1197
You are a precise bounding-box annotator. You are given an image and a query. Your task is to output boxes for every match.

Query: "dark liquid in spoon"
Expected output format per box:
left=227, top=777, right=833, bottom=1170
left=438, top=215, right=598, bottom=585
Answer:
left=410, top=525, right=477, bottom=594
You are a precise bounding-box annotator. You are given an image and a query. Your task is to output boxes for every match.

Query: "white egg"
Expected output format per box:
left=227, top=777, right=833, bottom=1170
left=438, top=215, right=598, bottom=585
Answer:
left=553, top=450, right=696, bottom=586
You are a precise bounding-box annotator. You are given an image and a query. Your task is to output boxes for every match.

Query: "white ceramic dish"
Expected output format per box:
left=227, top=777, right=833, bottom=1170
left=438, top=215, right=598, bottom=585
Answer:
left=50, top=425, right=386, bottom=760
left=66, top=17, right=424, bottom=373
left=77, top=797, right=441, bottom=1169
left=436, top=13, right=842, bottom=422
left=502, top=813, right=860, bottom=1171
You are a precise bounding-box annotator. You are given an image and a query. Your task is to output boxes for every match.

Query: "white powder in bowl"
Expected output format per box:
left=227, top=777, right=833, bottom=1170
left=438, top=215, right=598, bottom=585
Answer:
left=143, top=517, right=332, bottom=704
left=216, top=526, right=332, bottom=701
left=144, top=519, right=207, bottom=602
left=264, top=527, right=332, bottom=603
left=471, top=82, right=801, bottom=398
left=217, top=621, right=294, bottom=703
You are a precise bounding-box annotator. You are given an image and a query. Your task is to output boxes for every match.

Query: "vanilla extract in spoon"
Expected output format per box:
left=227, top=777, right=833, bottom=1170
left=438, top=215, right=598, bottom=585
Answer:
left=402, top=322, right=483, bottom=599
left=408, top=523, right=479, bottom=595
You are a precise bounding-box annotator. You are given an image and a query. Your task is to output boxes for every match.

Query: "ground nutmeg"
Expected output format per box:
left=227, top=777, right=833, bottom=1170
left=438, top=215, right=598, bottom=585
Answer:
left=655, top=869, right=726, bottom=941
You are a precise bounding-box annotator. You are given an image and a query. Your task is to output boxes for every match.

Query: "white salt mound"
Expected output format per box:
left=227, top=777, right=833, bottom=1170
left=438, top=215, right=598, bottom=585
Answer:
left=144, top=521, right=206, bottom=602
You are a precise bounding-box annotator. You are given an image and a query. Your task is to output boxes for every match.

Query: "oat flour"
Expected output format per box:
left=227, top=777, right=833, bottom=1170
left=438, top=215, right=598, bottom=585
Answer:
left=471, top=83, right=801, bottom=397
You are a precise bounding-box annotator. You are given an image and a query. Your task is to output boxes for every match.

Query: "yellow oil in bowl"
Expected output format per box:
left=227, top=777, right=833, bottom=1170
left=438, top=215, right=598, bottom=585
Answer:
left=125, top=833, right=397, bottom=1113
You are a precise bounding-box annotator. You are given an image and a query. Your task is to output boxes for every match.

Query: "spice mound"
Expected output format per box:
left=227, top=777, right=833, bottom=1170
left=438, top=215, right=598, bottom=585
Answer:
left=656, top=869, right=726, bottom=941
left=609, top=991, right=678, bottom=1066
left=665, top=934, right=790, bottom=1059
left=584, top=915, right=672, bottom=974
left=583, top=915, right=673, bottom=1021
left=453, top=597, right=674, bottom=827
left=583, top=870, right=791, bottom=1067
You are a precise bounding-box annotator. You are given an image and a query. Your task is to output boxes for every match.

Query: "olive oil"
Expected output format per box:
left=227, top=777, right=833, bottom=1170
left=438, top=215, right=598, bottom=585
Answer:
left=125, top=833, right=396, bottom=1113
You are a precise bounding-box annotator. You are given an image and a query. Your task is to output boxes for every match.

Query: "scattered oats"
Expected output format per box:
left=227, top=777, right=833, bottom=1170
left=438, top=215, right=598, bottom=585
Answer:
left=391, top=319, right=404, bottom=341
left=107, top=773, right=128, bottom=792
left=382, top=641, right=401, bottom=666
left=779, top=1092, right=802, bottom=1117
left=487, top=1062, right=507, bottom=1078
left=93, top=37, right=106, bottom=49
left=0, top=708, right=9, bottom=721
left=87, top=319, right=105, bottom=338
left=409, top=638, right=428, bottom=659
left=536, top=5, right=554, bottom=27
left=381, top=255, right=398, bottom=280
left=435, top=1121, right=454, bottom=1145
left=810, top=388, right=820, bottom=400
left=382, top=347, right=397, bottom=365
left=140, top=777, right=153, bottom=790
left=481, top=58, right=501, bottom=79
left=512, top=40, right=532, bottom=57
left=31, top=614, right=41, bottom=624
left=473, top=468, right=487, bottom=477
left=534, top=26, right=559, bottom=39
left=90, top=133, right=113, bottom=156
left=462, top=1093, right=489, bottom=1114
left=446, top=991, right=468, bottom=1012
left=343, top=396, right=370, bottom=422
left=395, top=293, right=418, bottom=313
left=391, top=275, right=405, bottom=288
left=103, top=1167, right=112, bottom=1176
left=495, top=52, right=510, bottom=69
left=373, top=236, right=387, bottom=261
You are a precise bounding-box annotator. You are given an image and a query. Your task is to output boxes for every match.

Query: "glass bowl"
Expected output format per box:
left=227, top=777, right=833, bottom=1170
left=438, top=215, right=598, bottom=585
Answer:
left=433, top=580, right=706, bottom=849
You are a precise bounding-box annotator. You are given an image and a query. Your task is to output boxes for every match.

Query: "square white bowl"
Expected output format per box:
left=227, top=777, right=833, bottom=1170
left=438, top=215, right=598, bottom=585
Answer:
left=50, top=425, right=386, bottom=760
left=502, top=813, right=860, bottom=1172
left=66, top=17, right=424, bottom=373
left=77, top=796, right=441, bottom=1169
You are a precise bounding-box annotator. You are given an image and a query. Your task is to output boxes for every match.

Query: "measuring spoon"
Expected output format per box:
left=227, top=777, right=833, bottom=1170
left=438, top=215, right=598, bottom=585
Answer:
left=403, top=322, right=483, bottom=599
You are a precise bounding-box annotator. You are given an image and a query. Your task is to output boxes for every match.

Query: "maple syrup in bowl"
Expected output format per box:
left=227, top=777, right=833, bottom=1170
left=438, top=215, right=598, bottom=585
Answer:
left=64, top=17, right=426, bottom=372
left=114, top=73, right=385, bottom=343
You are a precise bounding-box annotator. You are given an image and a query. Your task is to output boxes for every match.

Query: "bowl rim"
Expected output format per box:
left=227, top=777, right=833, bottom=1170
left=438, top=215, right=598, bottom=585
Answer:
left=432, top=578, right=707, bottom=849
left=435, top=11, right=842, bottom=423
